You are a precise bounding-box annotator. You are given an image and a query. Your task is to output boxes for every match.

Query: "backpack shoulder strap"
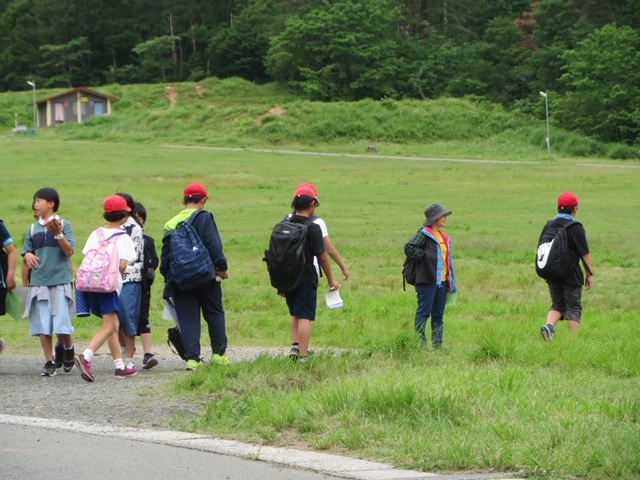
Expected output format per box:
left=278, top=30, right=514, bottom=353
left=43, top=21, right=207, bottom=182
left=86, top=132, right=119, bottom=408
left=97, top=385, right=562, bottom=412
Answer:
left=104, top=230, right=125, bottom=242
left=186, top=209, right=207, bottom=225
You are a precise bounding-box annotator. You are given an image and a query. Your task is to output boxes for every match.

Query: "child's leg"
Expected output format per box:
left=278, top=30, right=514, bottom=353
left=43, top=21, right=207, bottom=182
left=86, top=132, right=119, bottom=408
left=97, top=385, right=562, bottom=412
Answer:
left=124, top=335, right=135, bottom=357
left=88, top=312, right=120, bottom=354
left=297, top=318, right=313, bottom=357
left=57, top=333, right=73, bottom=349
left=117, top=330, right=126, bottom=352
left=39, top=334, right=54, bottom=362
left=140, top=333, right=152, bottom=354
left=290, top=315, right=299, bottom=344
left=567, top=319, right=581, bottom=335
left=138, top=285, right=152, bottom=354
left=107, top=328, right=123, bottom=360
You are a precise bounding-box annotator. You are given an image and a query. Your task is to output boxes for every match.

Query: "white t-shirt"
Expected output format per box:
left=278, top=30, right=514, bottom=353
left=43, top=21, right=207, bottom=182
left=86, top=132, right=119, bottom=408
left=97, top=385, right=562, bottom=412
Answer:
left=82, top=227, right=136, bottom=292
left=312, top=217, right=328, bottom=275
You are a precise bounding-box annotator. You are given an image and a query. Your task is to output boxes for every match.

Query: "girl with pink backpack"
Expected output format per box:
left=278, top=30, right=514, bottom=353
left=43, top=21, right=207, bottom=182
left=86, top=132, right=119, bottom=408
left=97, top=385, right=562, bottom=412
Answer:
left=73, top=195, right=136, bottom=382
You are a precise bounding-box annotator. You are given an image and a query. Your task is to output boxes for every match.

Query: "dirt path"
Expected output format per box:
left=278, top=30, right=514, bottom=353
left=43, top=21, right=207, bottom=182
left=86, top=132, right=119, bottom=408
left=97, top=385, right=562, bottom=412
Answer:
left=0, top=345, right=289, bottom=429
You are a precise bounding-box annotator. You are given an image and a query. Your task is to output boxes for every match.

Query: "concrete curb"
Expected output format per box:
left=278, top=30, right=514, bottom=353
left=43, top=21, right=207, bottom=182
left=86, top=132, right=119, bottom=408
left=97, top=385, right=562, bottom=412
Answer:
left=0, top=414, right=518, bottom=480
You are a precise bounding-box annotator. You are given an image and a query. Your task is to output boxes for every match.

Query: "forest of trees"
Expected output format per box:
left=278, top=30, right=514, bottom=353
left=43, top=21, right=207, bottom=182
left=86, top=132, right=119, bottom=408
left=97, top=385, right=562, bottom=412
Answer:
left=1, top=0, right=639, bottom=145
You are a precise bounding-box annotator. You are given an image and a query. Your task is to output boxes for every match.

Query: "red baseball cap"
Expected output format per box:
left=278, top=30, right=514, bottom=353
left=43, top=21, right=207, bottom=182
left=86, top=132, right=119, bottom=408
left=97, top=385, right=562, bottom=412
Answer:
left=557, top=191, right=579, bottom=208
left=103, top=195, right=131, bottom=213
left=183, top=182, right=208, bottom=197
left=294, top=183, right=320, bottom=206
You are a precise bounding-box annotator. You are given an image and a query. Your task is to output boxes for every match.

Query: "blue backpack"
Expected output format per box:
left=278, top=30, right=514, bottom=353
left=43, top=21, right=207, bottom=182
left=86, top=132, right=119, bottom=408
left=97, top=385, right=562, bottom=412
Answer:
left=168, top=210, right=215, bottom=290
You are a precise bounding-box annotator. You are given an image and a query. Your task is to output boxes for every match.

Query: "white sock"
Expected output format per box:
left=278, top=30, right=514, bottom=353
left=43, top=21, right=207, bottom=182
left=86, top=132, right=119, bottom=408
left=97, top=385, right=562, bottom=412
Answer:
left=114, top=358, right=125, bottom=370
left=83, top=349, right=95, bottom=362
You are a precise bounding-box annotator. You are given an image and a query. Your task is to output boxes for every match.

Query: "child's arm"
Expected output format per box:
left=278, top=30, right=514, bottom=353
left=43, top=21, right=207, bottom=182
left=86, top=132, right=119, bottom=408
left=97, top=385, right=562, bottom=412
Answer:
left=46, top=218, right=73, bottom=257
left=21, top=259, right=29, bottom=287
left=323, top=235, right=349, bottom=280
left=582, top=252, right=593, bottom=290
left=317, top=252, right=339, bottom=290
left=119, top=259, right=128, bottom=275
left=5, top=242, right=17, bottom=290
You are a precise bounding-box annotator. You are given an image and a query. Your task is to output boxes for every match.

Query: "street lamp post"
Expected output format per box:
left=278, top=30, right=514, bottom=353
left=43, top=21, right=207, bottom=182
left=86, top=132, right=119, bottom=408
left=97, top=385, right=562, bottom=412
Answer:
left=539, top=91, right=550, bottom=155
left=27, top=80, right=36, bottom=130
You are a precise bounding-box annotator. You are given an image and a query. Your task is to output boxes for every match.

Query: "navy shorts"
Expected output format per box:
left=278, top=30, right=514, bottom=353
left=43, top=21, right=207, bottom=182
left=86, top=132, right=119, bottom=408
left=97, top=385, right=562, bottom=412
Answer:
left=548, top=281, right=582, bottom=322
left=87, top=291, right=120, bottom=317
left=285, top=275, right=318, bottom=321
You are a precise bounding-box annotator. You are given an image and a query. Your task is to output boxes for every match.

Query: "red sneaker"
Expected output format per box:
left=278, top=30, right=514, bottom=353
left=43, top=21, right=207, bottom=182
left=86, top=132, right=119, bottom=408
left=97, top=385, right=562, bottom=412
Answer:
left=115, top=365, right=137, bottom=378
left=74, top=354, right=95, bottom=382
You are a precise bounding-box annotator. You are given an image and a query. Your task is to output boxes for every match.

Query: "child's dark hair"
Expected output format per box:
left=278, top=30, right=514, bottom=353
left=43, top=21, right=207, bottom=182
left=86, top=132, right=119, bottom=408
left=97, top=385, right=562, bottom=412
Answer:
left=33, top=187, right=60, bottom=212
left=557, top=206, right=575, bottom=214
left=291, top=195, right=316, bottom=211
left=133, top=202, right=147, bottom=223
left=103, top=211, right=128, bottom=222
left=115, top=192, right=135, bottom=213
left=184, top=195, right=206, bottom=204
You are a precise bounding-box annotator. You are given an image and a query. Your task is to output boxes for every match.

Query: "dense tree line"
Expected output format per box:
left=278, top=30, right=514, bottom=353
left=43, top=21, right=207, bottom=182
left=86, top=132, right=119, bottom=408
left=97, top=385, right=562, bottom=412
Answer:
left=1, top=0, right=638, bottom=145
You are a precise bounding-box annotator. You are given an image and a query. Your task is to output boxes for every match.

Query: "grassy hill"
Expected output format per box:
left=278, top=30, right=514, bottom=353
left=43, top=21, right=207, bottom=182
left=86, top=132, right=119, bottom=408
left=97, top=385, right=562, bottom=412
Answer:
left=2, top=77, right=637, bottom=161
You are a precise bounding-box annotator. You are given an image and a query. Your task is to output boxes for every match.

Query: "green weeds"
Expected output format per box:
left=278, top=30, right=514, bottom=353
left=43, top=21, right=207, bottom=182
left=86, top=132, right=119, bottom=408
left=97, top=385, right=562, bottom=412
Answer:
left=0, top=137, right=638, bottom=479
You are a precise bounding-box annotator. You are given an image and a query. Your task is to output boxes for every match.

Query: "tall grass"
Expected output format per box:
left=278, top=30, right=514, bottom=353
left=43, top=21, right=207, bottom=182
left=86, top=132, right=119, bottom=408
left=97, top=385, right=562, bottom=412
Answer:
left=1, top=138, right=639, bottom=479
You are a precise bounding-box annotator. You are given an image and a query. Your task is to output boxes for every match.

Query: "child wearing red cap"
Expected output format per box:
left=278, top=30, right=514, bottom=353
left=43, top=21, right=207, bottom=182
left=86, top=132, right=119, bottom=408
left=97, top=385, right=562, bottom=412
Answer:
left=539, top=191, right=593, bottom=339
left=73, top=195, right=137, bottom=382
left=160, top=182, right=230, bottom=370
left=281, top=183, right=340, bottom=362
left=285, top=183, right=349, bottom=359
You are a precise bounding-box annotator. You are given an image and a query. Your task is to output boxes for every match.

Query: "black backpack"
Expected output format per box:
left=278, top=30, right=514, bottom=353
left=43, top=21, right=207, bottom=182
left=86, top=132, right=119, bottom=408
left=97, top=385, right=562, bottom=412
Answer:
left=168, top=210, right=215, bottom=290
left=264, top=218, right=312, bottom=292
left=142, top=234, right=159, bottom=286
left=402, top=256, right=422, bottom=289
left=535, top=220, right=578, bottom=281
left=402, top=228, right=427, bottom=290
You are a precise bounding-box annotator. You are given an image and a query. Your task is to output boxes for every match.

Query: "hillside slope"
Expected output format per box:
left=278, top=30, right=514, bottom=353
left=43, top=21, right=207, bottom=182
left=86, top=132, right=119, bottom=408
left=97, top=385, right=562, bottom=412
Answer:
left=1, top=78, right=636, bottom=160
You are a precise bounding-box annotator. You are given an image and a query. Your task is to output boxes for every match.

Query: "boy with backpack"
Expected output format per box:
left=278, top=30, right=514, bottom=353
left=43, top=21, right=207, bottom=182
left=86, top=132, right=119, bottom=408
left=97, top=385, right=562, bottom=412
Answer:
left=132, top=202, right=159, bottom=369
left=265, top=183, right=339, bottom=362
left=22, top=188, right=76, bottom=376
left=537, top=192, right=593, bottom=339
left=160, top=182, right=230, bottom=370
left=281, top=183, right=349, bottom=358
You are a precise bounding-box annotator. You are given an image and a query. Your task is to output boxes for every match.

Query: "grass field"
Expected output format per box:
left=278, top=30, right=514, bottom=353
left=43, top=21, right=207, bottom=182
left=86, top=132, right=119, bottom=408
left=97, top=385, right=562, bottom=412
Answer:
left=1, top=136, right=639, bottom=479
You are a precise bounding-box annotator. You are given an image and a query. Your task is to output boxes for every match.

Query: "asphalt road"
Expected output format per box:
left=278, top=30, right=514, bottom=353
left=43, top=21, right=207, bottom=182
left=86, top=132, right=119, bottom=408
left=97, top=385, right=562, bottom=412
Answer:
left=0, top=422, right=337, bottom=480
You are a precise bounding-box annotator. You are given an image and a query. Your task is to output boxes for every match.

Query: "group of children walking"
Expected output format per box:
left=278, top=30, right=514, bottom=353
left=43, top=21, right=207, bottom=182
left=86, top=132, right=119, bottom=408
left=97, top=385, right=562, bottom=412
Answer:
left=0, top=188, right=159, bottom=381
left=0, top=182, right=352, bottom=377
left=0, top=184, right=591, bottom=382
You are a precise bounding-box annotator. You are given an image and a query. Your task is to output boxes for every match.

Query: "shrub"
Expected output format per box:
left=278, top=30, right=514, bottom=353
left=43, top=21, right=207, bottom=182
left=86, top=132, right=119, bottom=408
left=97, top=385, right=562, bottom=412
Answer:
left=607, top=144, right=639, bottom=160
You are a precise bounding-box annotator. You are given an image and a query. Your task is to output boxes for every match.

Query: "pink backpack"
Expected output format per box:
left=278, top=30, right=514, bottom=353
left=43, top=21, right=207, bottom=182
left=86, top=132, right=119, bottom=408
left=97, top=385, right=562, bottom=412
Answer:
left=76, top=228, right=124, bottom=293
